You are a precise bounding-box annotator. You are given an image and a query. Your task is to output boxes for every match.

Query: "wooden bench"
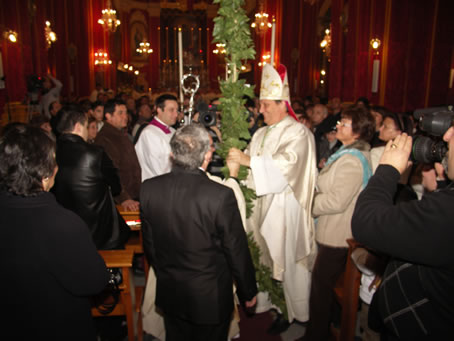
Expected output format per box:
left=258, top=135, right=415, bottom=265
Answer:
left=331, top=239, right=362, bottom=341
left=93, top=249, right=143, bottom=341
left=117, top=206, right=149, bottom=280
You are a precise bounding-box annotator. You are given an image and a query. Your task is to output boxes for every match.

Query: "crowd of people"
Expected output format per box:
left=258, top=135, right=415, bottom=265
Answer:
left=1, top=67, right=453, bottom=341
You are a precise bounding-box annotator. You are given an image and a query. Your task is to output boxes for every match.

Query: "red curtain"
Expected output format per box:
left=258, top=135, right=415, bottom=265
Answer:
left=2, top=0, right=454, bottom=121
left=428, top=0, right=454, bottom=107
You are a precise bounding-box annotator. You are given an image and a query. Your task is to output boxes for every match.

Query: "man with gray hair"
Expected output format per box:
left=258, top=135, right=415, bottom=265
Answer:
left=140, top=124, right=257, bottom=341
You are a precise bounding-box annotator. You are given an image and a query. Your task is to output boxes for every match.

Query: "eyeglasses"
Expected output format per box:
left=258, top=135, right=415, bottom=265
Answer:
left=337, top=120, right=352, bottom=128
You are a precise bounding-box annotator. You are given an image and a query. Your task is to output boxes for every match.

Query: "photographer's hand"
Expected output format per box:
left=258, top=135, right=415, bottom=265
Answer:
left=210, top=125, right=222, bottom=143
left=379, top=133, right=412, bottom=174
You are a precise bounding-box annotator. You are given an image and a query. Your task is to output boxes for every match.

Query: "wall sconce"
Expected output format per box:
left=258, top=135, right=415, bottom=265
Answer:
left=94, top=51, right=112, bottom=65
left=370, top=38, right=381, bottom=93
left=320, top=28, right=331, bottom=59
left=3, top=30, right=17, bottom=43
left=45, top=21, right=57, bottom=49
left=370, top=38, right=381, bottom=55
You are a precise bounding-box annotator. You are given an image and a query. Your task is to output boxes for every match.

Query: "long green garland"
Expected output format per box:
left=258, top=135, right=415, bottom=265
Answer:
left=212, top=0, right=287, bottom=319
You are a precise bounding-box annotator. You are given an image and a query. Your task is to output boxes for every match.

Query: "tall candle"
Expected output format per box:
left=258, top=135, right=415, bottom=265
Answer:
left=371, top=60, right=380, bottom=93
left=270, top=20, right=276, bottom=66
left=178, top=28, right=184, bottom=104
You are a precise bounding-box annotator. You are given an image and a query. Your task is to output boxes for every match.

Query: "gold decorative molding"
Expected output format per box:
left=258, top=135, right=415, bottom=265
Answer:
left=160, top=0, right=188, bottom=11
left=114, top=0, right=161, bottom=17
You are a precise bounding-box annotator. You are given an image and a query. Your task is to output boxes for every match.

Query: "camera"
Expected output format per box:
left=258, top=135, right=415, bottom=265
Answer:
left=26, top=74, right=44, bottom=94
left=411, top=106, right=453, bottom=163
left=196, top=101, right=218, bottom=128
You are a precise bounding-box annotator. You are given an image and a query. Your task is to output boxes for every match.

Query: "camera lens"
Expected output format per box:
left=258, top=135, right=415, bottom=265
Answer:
left=411, top=135, right=447, bottom=164
left=201, top=111, right=216, bottom=127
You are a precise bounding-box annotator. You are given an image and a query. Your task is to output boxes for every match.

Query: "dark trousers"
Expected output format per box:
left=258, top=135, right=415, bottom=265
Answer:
left=304, top=243, right=348, bottom=341
left=164, top=314, right=231, bottom=341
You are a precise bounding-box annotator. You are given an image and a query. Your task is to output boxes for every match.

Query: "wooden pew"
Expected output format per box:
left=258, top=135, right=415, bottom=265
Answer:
left=331, top=238, right=362, bottom=341
left=117, top=206, right=149, bottom=280
left=93, top=249, right=143, bottom=341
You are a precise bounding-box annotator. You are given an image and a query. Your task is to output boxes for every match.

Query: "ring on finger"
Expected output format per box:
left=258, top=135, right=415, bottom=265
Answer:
left=391, top=144, right=397, bottom=149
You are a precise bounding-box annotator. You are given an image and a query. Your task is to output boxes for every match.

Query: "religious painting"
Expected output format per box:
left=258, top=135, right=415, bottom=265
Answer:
left=130, top=10, right=148, bottom=62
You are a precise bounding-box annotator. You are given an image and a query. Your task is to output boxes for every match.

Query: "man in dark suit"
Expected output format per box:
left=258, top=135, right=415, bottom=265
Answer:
left=140, top=124, right=257, bottom=341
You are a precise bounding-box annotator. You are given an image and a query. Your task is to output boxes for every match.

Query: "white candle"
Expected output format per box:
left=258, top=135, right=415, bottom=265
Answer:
left=178, top=28, right=184, bottom=104
left=270, top=20, right=276, bottom=66
left=371, top=60, right=380, bottom=93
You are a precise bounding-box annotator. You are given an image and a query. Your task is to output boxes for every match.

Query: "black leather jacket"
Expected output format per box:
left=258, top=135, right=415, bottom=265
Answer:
left=53, top=133, right=130, bottom=250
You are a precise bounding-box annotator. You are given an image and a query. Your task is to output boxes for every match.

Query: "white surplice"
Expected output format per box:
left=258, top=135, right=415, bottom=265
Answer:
left=135, top=118, right=175, bottom=182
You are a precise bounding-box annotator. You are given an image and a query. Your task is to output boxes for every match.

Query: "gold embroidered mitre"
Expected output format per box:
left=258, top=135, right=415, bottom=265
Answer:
left=260, top=64, right=290, bottom=102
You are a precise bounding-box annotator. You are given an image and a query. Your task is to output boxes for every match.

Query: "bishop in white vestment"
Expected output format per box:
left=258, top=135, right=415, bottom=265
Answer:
left=228, top=64, right=317, bottom=323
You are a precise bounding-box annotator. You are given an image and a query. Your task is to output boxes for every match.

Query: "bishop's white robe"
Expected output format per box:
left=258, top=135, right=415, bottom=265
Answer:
left=244, top=115, right=317, bottom=322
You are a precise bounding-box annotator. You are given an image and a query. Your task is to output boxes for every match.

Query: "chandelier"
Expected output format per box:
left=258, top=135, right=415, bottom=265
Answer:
left=136, top=42, right=153, bottom=54
left=251, top=3, right=272, bottom=35
left=121, top=63, right=140, bottom=75
left=98, top=0, right=120, bottom=33
left=258, top=53, right=271, bottom=67
left=94, top=51, right=112, bottom=65
left=44, top=21, right=57, bottom=49
left=213, top=43, right=226, bottom=55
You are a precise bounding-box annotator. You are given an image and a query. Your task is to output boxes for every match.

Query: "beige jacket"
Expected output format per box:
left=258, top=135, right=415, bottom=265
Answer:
left=312, top=140, right=371, bottom=248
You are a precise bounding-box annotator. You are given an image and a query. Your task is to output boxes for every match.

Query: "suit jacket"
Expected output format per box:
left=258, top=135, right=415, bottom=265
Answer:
left=53, top=133, right=130, bottom=250
left=140, top=166, right=257, bottom=324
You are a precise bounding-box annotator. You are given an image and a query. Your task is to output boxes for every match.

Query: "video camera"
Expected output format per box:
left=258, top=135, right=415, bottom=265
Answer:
left=411, top=105, right=454, bottom=163
left=26, top=74, right=45, bottom=105
left=26, top=74, right=44, bottom=94
left=196, top=101, right=218, bottom=128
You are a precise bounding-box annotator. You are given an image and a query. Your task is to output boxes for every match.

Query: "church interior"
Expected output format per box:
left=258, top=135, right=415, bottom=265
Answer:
left=1, top=1, right=454, bottom=341
left=0, top=0, right=453, bottom=124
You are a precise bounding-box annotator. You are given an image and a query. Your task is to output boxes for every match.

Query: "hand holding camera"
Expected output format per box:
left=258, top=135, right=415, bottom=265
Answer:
left=379, top=133, right=413, bottom=174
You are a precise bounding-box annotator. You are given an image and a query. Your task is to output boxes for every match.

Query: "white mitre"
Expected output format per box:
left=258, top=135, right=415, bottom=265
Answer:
left=259, top=64, right=297, bottom=119
left=260, top=64, right=290, bottom=101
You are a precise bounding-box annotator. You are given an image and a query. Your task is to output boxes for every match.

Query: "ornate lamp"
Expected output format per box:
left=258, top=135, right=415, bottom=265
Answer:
left=320, top=28, right=331, bottom=59
left=370, top=38, right=381, bottom=55
left=251, top=1, right=272, bottom=35
left=44, top=21, right=57, bottom=49
left=212, top=43, right=226, bottom=55
left=98, top=0, right=121, bottom=33
left=94, top=51, right=112, bottom=65
left=3, top=30, right=17, bottom=43
left=136, top=42, right=153, bottom=54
